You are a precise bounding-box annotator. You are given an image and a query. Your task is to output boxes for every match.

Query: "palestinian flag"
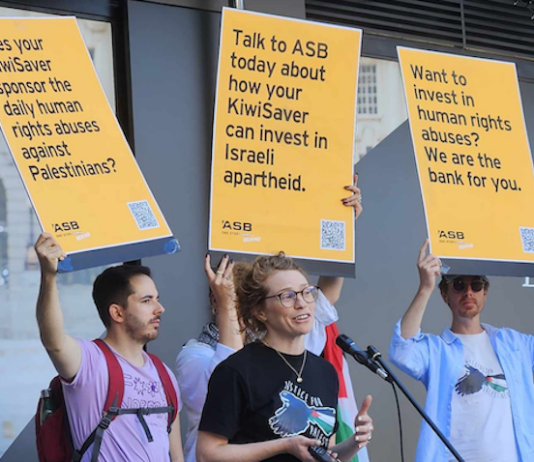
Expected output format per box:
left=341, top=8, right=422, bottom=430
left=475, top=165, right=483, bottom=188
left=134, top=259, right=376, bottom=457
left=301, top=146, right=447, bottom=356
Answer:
left=310, top=407, right=337, bottom=435
left=324, top=323, right=370, bottom=462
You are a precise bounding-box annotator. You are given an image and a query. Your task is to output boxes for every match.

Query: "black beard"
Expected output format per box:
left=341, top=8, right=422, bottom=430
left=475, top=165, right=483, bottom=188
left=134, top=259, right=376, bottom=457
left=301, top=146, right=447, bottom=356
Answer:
left=125, top=312, right=158, bottom=344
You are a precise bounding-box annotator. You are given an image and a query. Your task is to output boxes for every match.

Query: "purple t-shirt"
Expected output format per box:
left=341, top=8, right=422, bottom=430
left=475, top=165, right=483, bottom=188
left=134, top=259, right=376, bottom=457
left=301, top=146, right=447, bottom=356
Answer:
left=62, top=339, right=182, bottom=462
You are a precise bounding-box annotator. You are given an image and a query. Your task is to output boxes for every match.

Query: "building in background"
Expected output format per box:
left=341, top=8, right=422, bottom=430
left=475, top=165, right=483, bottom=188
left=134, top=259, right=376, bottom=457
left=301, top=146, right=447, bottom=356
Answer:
left=0, top=1, right=533, bottom=461
left=355, top=57, right=407, bottom=162
left=0, top=8, right=114, bottom=455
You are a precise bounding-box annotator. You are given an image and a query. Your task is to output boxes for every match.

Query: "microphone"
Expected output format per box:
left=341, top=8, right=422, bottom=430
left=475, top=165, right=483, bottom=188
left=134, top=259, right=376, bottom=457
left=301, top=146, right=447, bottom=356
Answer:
left=336, top=334, right=389, bottom=381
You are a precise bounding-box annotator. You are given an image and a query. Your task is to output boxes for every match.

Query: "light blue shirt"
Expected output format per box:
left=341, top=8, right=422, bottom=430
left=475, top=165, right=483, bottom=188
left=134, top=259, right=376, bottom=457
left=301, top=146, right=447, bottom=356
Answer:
left=388, top=319, right=534, bottom=462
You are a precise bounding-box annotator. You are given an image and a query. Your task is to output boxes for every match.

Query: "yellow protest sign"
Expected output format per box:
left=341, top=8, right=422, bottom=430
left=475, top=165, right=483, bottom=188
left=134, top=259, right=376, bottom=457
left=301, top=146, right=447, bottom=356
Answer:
left=398, top=47, right=534, bottom=264
left=0, top=17, right=176, bottom=270
left=209, top=8, right=361, bottom=263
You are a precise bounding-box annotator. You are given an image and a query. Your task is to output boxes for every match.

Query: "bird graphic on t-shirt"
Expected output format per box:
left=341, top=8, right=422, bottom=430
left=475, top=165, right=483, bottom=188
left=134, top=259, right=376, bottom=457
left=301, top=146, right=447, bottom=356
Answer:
left=269, top=391, right=336, bottom=437
left=455, top=365, right=507, bottom=396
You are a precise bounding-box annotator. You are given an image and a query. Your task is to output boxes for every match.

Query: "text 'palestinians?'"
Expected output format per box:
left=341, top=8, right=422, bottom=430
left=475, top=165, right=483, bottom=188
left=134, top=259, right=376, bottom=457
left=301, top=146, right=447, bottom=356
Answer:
left=28, top=159, right=115, bottom=181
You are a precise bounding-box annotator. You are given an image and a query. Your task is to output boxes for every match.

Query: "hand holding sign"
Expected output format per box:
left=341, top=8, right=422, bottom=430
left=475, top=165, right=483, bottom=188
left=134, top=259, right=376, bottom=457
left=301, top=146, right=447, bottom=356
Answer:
left=417, top=240, right=441, bottom=293
left=35, top=232, right=66, bottom=275
left=342, top=173, right=363, bottom=219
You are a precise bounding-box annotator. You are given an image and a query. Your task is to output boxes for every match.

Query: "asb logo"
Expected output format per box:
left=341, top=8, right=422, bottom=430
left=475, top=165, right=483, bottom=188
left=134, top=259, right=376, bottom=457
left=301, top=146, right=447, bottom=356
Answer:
left=52, top=221, right=79, bottom=232
left=438, top=230, right=464, bottom=239
left=292, top=40, right=328, bottom=59
left=222, top=221, right=252, bottom=232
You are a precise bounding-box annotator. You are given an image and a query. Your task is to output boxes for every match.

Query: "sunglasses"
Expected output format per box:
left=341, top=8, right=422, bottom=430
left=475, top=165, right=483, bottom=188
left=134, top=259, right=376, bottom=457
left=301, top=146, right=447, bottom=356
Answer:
left=449, top=279, right=487, bottom=293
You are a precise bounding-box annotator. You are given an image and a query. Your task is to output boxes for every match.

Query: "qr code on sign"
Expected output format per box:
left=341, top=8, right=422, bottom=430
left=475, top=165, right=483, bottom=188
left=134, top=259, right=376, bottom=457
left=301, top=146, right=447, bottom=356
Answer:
left=321, top=220, right=345, bottom=251
left=128, top=200, right=160, bottom=230
left=520, top=227, right=534, bottom=253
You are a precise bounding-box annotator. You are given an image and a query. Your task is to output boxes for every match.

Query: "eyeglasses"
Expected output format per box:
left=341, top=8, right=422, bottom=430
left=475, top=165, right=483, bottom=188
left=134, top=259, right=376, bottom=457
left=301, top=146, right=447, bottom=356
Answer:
left=449, top=278, right=487, bottom=293
left=264, top=286, right=320, bottom=308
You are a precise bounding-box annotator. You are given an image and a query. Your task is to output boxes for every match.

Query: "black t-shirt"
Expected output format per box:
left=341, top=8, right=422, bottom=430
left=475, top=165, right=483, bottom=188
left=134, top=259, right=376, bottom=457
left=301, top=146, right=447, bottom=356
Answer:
left=199, top=342, right=339, bottom=462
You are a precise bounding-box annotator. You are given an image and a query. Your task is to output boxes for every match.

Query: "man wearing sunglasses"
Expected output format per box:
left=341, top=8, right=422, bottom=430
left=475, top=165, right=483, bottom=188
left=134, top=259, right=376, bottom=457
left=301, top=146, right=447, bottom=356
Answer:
left=388, top=240, right=533, bottom=462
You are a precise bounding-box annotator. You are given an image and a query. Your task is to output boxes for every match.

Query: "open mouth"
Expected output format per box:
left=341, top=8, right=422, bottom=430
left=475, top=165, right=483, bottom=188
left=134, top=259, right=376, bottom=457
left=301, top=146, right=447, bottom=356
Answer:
left=294, top=313, right=311, bottom=322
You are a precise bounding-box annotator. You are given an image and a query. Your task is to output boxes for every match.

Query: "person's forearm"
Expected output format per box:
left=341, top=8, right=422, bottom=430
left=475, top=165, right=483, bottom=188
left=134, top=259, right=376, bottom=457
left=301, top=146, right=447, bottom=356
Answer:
left=318, top=276, right=344, bottom=305
left=169, top=418, right=184, bottom=462
left=400, top=287, right=432, bottom=339
left=332, top=437, right=362, bottom=462
left=36, top=272, right=67, bottom=352
left=216, top=307, right=243, bottom=350
left=198, top=437, right=287, bottom=462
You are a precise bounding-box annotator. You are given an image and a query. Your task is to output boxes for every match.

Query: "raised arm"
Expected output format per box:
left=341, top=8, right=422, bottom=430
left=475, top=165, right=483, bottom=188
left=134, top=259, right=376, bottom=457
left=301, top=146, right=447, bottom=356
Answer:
left=35, top=233, right=81, bottom=380
left=400, top=240, right=441, bottom=339
left=205, top=254, right=243, bottom=351
left=317, top=276, right=344, bottom=306
left=318, top=173, right=363, bottom=306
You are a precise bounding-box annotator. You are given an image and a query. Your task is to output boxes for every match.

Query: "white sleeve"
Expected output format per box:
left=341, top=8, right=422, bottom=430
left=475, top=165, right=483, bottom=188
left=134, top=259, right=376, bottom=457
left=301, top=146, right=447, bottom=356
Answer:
left=305, top=290, right=339, bottom=355
left=175, top=340, right=236, bottom=420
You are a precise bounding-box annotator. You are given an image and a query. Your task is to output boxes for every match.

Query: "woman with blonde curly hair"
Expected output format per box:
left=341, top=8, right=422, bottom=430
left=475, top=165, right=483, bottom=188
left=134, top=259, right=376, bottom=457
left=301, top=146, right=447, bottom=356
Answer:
left=196, top=252, right=373, bottom=462
left=178, top=175, right=364, bottom=462
left=177, top=253, right=340, bottom=462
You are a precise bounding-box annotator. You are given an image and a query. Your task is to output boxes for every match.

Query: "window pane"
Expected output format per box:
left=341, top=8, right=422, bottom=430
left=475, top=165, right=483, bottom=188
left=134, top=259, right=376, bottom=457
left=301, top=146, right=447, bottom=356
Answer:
left=0, top=8, right=115, bottom=456
left=355, top=57, right=408, bottom=163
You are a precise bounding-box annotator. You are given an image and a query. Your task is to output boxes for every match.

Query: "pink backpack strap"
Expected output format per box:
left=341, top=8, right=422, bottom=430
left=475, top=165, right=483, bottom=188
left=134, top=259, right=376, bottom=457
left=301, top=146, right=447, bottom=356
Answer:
left=148, top=353, right=178, bottom=431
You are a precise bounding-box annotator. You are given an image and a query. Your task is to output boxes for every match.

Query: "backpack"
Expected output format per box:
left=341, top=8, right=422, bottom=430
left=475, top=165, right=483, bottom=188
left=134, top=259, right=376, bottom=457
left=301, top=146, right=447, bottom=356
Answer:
left=35, top=339, right=178, bottom=462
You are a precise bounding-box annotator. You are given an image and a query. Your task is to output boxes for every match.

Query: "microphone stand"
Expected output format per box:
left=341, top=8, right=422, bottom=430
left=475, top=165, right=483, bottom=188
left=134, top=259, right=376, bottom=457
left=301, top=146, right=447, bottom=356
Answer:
left=365, top=345, right=465, bottom=462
